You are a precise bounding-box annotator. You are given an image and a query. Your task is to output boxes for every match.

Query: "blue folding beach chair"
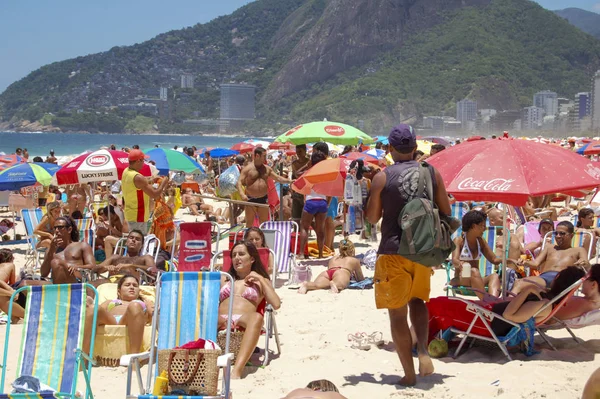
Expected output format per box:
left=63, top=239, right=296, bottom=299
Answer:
left=123, top=272, right=234, bottom=399
left=21, top=208, right=44, bottom=272
left=0, top=283, right=99, bottom=399
left=450, top=202, right=470, bottom=240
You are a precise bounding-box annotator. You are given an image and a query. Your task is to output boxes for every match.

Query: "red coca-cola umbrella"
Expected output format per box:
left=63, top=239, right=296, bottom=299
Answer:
left=230, top=142, right=255, bottom=154
left=426, top=139, right=600, bottom=206
left=268, top=142, right=293, bottom=150
left=340, top=151, right=381, bottom=166
left=466, top=135, right=485, bottom=142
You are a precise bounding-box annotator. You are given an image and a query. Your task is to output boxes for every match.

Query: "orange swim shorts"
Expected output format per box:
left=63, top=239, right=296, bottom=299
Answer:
left=374, top=254, right=431, bottom=309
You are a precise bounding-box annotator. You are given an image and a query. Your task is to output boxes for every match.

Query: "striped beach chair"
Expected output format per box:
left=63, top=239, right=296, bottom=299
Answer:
left=446, top=226, right=507, bottom=297
left=75, top=217, right=96, bottom=249
left=542, top=230, right=594, bottom=260
left=123, top=272, right=234, bottom=398
left=0, top=283, right=98, bottom=399
left=450, top=202, right=469, bottom=240
left=259, top=221, right=299, bottom=280
left=21, top=208, right=44, bottom=272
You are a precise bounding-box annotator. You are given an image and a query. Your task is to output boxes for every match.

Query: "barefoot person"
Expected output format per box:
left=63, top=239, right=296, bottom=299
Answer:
left=298, top=239, right=364, bottom=294
left=236, top=147, right=292, bottom=228
left=512, top=221, right=590, bottom=294
left=366, top=124, right=451, bottom=386
left=40, top=216, right=96, bottom=284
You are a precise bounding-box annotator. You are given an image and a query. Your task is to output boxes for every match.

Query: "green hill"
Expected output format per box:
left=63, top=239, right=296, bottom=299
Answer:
left=1, top=0, right=600, bottom=135
left=554, top=8, right=600, bottom=39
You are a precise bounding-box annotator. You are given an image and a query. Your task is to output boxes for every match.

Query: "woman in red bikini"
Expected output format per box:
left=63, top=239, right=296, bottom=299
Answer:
left=298, top=239, right=364, bottom=294
left=218, top=240, right=281, bottom=379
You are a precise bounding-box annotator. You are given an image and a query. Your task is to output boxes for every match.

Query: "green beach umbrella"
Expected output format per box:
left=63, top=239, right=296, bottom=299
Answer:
left=274, top=121, right=375, bottom=145
left=143, top=148, right=205, bottom=176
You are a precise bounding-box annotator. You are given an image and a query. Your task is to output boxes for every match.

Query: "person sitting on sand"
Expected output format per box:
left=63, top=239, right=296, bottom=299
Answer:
left=513, top=221, right=590, bottom=294
left=82, top=274, right=153, bottom=356
left=40, top=216, right=96, bottom=284
left=218, top=241, right=280, bottom=379
left=281, top=380, right=347, bottom=399
left=450, top=210, right=504, bottom=300
left=0, top=249, right=16, bottom=285
left=427, top=266, right=586, bottom=343
left=34, top=201, right=62, bottom=249
left=298, top=239, right=364, bottom=294
left=243, top=227, right=275, bottom=275
left=181, top=187, right=214, bottom=216
left=93, top=230, right=156, bottom=285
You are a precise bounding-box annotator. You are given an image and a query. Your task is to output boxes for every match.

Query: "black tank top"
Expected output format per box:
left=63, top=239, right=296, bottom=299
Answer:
left=377, top=160, right=437, bottom=254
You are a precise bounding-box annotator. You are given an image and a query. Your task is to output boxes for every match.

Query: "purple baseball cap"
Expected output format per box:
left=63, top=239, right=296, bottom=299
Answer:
left=388, top=124, right=417, bottom=152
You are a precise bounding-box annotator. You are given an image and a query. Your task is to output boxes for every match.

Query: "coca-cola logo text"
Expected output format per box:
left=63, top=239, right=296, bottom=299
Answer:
left=457, top=178, right=514, bottom=192
left=85, top=155, right=110, bottom=168
left=324, top=125, right=345, bottom=136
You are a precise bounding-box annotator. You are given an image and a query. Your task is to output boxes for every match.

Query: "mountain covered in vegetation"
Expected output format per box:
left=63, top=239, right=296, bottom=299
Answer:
left=554, top=8, right=600, bottom=39
left=1, top=0, right=600, bottom=135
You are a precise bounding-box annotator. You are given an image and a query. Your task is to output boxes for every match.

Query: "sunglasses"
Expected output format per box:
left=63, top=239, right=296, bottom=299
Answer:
left=555, top=231, right=570, bottom=237
left=54, top=225, right=67, bottom=230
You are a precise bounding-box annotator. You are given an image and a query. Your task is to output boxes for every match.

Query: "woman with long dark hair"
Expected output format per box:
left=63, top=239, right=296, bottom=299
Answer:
left=219, top=240, right=280, bottom=379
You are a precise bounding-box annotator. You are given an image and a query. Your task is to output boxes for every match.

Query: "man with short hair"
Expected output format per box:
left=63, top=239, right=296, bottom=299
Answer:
left=513, top=221, right=590, bottom=293
left=237, top=147, right=292, bottom=227
left=291, top=144, right=310, bottom=223
left=93, top=230, right=156, bottom=283
left=429, top=144, right=445, bottom=155
left=367, top=124, right=451, bottom=386
left=45, top=150, right=57, bottom=164
left=41, top=216, right=95, bottom=284
left=15, top=148, right=22, bottom=156
left=122, top=149, right=169, bottom=234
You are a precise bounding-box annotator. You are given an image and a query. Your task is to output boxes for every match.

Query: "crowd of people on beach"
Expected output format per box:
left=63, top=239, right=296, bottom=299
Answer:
left=1, top=128, right=600, bottom=397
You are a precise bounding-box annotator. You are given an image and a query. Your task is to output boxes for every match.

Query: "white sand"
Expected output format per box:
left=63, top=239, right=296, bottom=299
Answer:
left=1, top=204, right=598, bottom=398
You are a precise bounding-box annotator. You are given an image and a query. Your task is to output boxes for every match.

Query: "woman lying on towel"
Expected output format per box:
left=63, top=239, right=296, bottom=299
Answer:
left=298, top=239, right=364, bottom=294
left=450, top=210, right=506, bottom=300
left=83, top=274, right=154, bottom=355
left=218, top=240, right=281, bottom=379
left=427, top=266, right=585, bottom=343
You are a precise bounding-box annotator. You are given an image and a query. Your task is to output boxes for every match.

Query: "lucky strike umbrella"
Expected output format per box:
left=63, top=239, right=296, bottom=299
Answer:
left=292, top=158, right=353, bottom=197
left=230, top=142, right=256, bottom=154
left=426, top=139, right=600, bottom=207
left=275, top=121, right=374, bottom=145
left=143, top=148, right=205, bottom=176
left=0, top=162, right=60, bottom=191
left=54, top=149, right=152, bottom=185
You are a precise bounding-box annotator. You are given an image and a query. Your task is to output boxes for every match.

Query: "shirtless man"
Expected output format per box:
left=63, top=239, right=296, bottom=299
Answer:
left=237, top=147, right=292, bottom=227
left=41, top=216, right=95, bottom=284
left=204, top=151, right=215, bottom=182
left=291, top=144, right=310, bottom=223
left=45, top=150, right=57, bottom=164
left=181, top=188, right=214, bottom=216
left=512, top=221, right=590, bottom=294
left=93, top=230, right=155, bottom=283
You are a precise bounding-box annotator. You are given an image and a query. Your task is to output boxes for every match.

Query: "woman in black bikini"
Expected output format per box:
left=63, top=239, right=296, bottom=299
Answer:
left=298, top=239, right=364, bottom=294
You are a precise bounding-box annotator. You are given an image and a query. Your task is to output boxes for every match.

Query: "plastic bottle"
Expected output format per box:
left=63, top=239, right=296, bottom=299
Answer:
left=344, top=174, right=355, bottom=202
left=347, top=205, right=356, bottom=234
left=153, top=370, right=169, bottom=395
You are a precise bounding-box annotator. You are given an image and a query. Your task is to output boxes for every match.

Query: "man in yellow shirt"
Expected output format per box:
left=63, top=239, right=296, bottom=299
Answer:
left=122, top=150, right=169, bottom=234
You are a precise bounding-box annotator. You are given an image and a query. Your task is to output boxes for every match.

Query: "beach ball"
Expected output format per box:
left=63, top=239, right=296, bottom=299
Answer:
left=428, top=338, right=448, bottom=358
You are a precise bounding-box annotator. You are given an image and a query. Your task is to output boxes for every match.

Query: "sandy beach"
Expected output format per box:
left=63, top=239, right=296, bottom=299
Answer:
left=0, top=202, right=598, bottom=399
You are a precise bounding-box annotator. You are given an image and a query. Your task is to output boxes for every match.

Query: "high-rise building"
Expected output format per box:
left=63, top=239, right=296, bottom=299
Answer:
left=456, top=99, right=477, bottom=126
left=592, top=71, right=600, bottom=131
left=181, top=74, right=194, bottom=89
left=533, top=90, right=558, bottom=117
left=576, top=92, right=591, bottom=119
left=522, top=106, right=545, bottom=130
left=159, top=87, right=168, bottom=101
left=220, top=84, right=256, bottom=121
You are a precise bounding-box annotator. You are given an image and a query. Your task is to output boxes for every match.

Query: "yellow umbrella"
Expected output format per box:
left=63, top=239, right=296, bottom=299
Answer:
left=384, top=140, right=433, bottom=165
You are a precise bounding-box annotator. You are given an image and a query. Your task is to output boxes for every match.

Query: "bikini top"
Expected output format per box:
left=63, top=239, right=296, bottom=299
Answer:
left=459, top=235, right=481, bottom=261
left=107, top=298, right=147, bottom=313
left=219, top=281, right=260, bottom=303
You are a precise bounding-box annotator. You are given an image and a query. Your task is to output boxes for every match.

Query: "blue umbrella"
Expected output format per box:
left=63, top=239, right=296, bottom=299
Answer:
left=199, top=148, right=239, bottom=159
left=143, top=148, right=205, bottom=176
left=0, top=162, right=60, bottom=191
left=364, top=149, right=386, bottom=159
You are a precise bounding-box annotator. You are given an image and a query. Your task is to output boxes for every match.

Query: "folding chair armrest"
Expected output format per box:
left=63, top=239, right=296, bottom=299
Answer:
left=120, top=351, right=150, bottom=367
left=136, top=268, right=157, bottom=284
left=448, top=297, right=520, bottom=328
left=75, top=349, right=97, bottom=366
left=217, top=353, right=234, bottom=368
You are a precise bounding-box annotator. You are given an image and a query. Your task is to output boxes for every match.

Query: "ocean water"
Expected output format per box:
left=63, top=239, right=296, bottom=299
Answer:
left=0, top=131, right=268, bottom=158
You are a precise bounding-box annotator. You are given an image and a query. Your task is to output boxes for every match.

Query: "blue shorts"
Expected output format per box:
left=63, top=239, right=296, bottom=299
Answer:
left=304, top=199, right=328, bottom=215
left=327, top=197, right=339, bottom=218
left=539, top=271, right=559, bottom=287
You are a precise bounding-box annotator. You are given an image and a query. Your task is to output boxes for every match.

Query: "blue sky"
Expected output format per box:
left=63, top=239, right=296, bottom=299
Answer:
left=0, top=0, right=598, bottom=94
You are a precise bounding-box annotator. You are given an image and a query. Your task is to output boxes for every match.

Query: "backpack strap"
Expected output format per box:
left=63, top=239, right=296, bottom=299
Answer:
left=419, top=163, right=434, bottom=202
left=415, top=163, right=426, bottom=199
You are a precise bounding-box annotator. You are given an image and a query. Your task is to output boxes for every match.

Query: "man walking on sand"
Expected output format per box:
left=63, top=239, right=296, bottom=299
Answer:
left=366, top=124, right=451, bottom=386
left=237, top=147, right=292, bottom=227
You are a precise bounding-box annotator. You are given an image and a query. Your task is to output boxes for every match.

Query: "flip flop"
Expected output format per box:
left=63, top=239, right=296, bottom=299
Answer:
left=347, top=333, right=371, bottom=351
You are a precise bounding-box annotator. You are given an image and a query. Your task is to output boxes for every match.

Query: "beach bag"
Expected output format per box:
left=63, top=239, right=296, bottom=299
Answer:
left=157, top=348, right=220, bottom=396
left=218, top=165, right=240, bottom=197
left=289, top=263, right=312, bottom=285
left=397, top=163, right=456, bottom=267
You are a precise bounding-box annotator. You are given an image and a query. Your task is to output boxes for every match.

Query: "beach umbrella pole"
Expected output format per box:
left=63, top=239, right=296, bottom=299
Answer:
left=279, top=164, right=284, bottom=221
left=502, top=205, right=508, bottom=299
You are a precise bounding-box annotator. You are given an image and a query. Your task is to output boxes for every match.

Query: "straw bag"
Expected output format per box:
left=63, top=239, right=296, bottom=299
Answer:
left=157, top=348, right=220, bottom=396
left=217, top=330, right=244, bottom=361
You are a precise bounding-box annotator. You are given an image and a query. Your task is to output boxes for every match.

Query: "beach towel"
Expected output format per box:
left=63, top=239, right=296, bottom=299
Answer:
left=347, top=277, right=374, bottom=290
left=307, top=241, right=334, bottom=258
left=504, top=318, right=539, bottom=357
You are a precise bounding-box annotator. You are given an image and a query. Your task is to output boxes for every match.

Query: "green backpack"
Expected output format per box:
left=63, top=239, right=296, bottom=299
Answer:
left=397, top=163, right=455, bottom=267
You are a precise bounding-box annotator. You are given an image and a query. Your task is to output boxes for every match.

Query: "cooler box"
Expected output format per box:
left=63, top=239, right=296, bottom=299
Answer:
left=290, top=232, right=308, bottom=255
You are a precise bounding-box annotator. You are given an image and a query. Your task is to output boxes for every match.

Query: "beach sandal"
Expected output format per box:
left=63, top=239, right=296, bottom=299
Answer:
left=366, top=331, right=384, bottom=347
left=347, top=333, right=371, bottom=351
